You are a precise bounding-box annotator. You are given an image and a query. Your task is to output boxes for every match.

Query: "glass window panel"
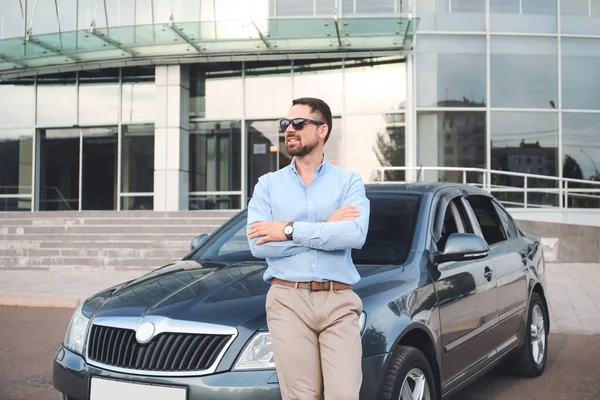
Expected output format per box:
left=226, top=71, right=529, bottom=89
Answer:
left=189, top=120, right=242, bottom=192
left=345, top=114, right=405, bottom=182
left=36, top=73, right=77, bottom=126
left=24, top=0, right=77, bottom=35
left=121, top=124, right=154, bottom=194
left=417, top=111, right=486, bottom=182
left=190, top=63, right=243, bottom=119
left=0, top=197, right=32, bottom=212
left=189, top=194, right=241, bottom=210
left=244, top=61, right=293, bottom=118
left=490, top=0, right=557, bottom=33
left=0, top=128, right=33, bottom=197
left=0, top=84, right=34, bottom=128
left=0, top=1, right=24, bottom=39
left=491, top=111, right=558, bottom=206
left=418, top=0, right=486, bottom=31
left=417, top=35, right=486, bottom=108
left=562, top=38, right=600, bottom=111
left=122, top=83, right=156, bottom=123
left=275, top=0, right=314, bottom=16
left=200, top=0, right=258, bottom=20
left=121, top=196, right=154, bottom=211
left=293, top=60, right=343, bottom=115
left=78, top=69, right=120, bottom=125
left=491, top=36, right=557, bottom=109
left=316, top=0, right=337, bottom=15
left=246, top=119, right=279, bottom=198
left=562, top=113, right=600, bottom=182
left=356, top=0, right=396, bottom=14
left=345, top=57, right=406, bottom=113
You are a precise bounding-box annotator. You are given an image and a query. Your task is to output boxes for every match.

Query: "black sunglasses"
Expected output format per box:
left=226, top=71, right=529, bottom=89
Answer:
left=279, top=118, right=325, bottom=133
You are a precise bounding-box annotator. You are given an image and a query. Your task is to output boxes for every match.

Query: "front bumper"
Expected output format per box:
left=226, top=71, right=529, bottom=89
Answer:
left=53, top=346, right=389, bottom=400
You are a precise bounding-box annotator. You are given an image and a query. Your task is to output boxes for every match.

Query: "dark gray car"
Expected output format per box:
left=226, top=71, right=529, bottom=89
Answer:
left=53, top=182, right=549, bottom=400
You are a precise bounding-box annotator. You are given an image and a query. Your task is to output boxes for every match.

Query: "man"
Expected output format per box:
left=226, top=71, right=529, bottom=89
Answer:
left=246, top=97, right=370, bottom=400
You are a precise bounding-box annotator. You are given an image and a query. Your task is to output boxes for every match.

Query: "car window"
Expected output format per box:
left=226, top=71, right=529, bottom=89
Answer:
left=190, top=192, right=423, bottom=266
left=465, top=195, right=507, bottom=245
left=492, top=201, right=519, bottom=239
left=438, top=200, right=463, bottom=250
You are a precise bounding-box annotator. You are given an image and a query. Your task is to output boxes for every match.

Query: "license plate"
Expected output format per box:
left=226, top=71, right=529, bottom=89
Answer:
left=90, top=377, right=187, bottom=400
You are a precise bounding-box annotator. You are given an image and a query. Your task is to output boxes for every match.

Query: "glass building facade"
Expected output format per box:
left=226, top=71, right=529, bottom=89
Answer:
left=0, top=0, right=599, bottom=212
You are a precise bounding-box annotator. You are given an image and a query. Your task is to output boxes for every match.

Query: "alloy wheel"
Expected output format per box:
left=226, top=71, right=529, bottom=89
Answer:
left=399, top=367, right=431, bottom=400
left=530, top=303, right=546, bottom=365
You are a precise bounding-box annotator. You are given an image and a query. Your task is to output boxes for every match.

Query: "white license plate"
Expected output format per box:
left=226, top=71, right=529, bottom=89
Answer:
left=90, top=377, right=187, bottom=400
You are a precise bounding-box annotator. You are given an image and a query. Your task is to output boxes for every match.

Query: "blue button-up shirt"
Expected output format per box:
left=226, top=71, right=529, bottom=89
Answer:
left=246, top=154, right=370, bottom=285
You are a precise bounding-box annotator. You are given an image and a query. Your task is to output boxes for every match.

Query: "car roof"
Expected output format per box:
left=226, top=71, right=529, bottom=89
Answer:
left=364, top=181, right=492, bottom=197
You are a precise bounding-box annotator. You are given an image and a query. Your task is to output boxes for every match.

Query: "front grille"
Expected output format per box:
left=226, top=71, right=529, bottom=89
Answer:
left=87, top=325, right=232, bottom=372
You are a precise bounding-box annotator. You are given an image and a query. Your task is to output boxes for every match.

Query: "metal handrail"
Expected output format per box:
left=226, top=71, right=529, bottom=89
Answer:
left=369, top=166, right=600, bottom=210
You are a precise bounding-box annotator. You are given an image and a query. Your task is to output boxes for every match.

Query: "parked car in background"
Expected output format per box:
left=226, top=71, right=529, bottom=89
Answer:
left=53, top=182, right=549, bottom=400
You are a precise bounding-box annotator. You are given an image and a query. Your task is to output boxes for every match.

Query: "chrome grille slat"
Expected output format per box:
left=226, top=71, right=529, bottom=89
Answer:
left=87, top=324, right=233, bottom=373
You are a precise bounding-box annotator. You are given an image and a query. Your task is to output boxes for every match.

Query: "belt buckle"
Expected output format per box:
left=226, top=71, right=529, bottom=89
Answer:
left=308, top=281, right=314, bottom=292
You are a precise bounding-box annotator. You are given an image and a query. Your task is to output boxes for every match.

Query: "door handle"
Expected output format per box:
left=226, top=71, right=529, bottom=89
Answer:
left=484, top=267, right=493, bottom=281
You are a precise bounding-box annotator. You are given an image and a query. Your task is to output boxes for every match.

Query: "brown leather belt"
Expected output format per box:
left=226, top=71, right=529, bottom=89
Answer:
left=271, top=277, right=351, bottom=292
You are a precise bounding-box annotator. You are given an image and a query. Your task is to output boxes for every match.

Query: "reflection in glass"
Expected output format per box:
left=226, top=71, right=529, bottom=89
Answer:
left=562, top=113, right=600, bottom=182
left=0, top=129, right=33, bottom=199
left=121, top=196, right=154, bottom=211
left=417, top=35, right=486, bottom=108
left=0, top=84, right=35, bottom=128
left=344, top=57, right=406, bottom=113
left=490, top=0, right=557, bottom=33
left=78, top=69, right=120, bottom=125
left=491, top=112, right=558, bottom=206
left=293, top=60, right=343, bottom=114
left=37, top=73, right=77, bottom=127
left=246, top=120, right=279, bottom=199
left=276, top=0, right=314, bottom=15
left=244, top=61, right=292, bottom=118
left=561, top=0, right=600, bottom=35
left=491, top=36, right=557, bottom=109
left=562, top=38, right=600, bottom=111
left=418, top=0, right=485, bottom=31
left=345, top=114, right=405, bottom=182
left=38, top=128, right=80, bottom=211
left=190, top=63, right=243, bottom=119
left=189, top=121, right=242, bottom=192
left=81, top=127, right=118, bottom=210
left=121, top=124, right=154, bottom=194
left=122, top=66, right=156, bottom=124
left=189, top=194, right=241, bottom=210
left=417, top=111, right=486, bottom=183
left=0, top=198, right=31, bottom=212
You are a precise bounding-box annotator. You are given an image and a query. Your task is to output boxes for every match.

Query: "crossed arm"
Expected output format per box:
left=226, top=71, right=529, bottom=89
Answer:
left=246, top=173, right=370, bottom=258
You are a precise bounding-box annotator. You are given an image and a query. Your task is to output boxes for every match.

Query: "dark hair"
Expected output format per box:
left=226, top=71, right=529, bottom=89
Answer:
left=292, top=97, right=333, bottom=143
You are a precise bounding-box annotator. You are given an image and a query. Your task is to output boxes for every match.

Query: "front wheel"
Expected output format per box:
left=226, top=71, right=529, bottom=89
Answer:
left=510, top=291, right=549, bottom=377
left=380, top=345, right=438, bottom=400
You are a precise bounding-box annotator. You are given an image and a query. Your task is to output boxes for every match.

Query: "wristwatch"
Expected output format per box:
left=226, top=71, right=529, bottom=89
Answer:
left=283, top=222, right=294, bottom=240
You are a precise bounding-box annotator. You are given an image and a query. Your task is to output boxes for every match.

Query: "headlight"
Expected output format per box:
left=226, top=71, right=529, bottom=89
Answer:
left=234, top=332, right=276, bottom=370
left=64, top=303, right=90, bottom=355
left=234, top=312, right=367, bottom=371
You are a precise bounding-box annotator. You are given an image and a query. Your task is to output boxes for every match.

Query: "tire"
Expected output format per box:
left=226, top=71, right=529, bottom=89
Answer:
left=380, top=345, right=438, bottom=400
left=510, top=292, right=549, bottom=377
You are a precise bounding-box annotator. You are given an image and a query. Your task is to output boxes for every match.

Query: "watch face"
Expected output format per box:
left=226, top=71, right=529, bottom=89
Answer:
left=284, top=225, right=293, bottom=234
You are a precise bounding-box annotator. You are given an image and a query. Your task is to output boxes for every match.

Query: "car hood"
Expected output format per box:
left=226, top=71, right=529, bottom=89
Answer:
left=86, top=258, right=408, bottom=332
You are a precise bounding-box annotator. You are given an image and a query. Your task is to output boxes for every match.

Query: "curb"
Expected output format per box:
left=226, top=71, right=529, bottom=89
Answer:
left=0, top=295, right=81, bottom=308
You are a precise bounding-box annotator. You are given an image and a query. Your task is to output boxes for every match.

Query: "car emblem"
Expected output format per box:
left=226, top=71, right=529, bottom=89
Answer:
left=135, top=322, right=156, bottom=344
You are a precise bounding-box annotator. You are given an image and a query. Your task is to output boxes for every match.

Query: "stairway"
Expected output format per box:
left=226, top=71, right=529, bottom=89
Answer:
left=0, top=210, right=239, bottom=270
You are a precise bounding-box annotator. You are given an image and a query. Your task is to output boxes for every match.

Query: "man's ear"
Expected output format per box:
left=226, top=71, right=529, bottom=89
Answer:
left=319, top=125, right=328, bottom=140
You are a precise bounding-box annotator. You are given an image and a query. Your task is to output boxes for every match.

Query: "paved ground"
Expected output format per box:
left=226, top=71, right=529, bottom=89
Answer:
left=1, top=263, right=600, bottom=334
left=0, top=307, right=598, bottom=400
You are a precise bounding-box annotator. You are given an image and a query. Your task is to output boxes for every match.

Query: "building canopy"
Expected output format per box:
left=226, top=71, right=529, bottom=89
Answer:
left=0, top=16, right=418, bottom=76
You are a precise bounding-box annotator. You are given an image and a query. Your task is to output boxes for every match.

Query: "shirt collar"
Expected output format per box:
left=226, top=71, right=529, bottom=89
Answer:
left=290, top=153, right=330, bottom=176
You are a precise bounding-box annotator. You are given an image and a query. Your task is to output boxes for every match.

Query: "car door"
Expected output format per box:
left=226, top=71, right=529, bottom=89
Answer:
left=431, top=192, right=499, bottom=391
left=462, top=195, right=528, bottom=354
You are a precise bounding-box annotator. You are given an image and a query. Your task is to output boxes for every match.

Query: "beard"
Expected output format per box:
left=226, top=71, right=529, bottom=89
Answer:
left=286, top=138, right=318, bottom=157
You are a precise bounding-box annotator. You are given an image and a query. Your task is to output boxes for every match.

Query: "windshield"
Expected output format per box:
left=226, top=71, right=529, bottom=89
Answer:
left=188, top=192, right=422, bottom=266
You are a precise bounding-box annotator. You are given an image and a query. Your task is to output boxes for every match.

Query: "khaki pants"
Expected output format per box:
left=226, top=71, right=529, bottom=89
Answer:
left=265, top=282, right=363, bottom=400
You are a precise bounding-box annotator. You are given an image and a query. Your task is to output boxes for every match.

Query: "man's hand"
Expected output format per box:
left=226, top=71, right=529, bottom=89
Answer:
left=248, top=221, right=288, bottom=245
left=327, top=205, right=360, bottom=222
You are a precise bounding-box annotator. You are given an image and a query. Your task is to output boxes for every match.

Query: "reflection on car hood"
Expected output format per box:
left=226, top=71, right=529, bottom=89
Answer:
left=88, top=259, right=404, bottom=330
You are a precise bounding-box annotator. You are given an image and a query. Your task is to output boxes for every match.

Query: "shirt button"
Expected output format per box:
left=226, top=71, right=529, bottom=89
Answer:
left=312, top=264, right=316, bottom=268
left=309, top=201, right=313, bottom=204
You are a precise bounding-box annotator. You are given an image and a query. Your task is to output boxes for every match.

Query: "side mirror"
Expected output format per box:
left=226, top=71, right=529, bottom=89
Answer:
left=435, top=233, right=489, bottom=264
left=190, top=234, right=209, bottom=251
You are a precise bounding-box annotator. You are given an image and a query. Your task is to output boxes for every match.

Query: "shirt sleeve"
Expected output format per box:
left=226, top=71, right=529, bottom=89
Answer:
left=246, top=175, right=309, bottom=259
left=292, top=172, right=370, bottom=251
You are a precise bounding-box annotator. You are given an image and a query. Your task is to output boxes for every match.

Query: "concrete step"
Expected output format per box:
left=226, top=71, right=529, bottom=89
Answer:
left=0, top=248, right=189, bottom=259
left=0, top=217, right=232, bottom=226
left=1, top=225, right=220, bottom=235
left=2, top=241, right=191, bottom=250
left=0, top=210, right=239, bottom=218
left=0, top=256, right=180, bottom=268
left=0, top=232, right=210, bottom=242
